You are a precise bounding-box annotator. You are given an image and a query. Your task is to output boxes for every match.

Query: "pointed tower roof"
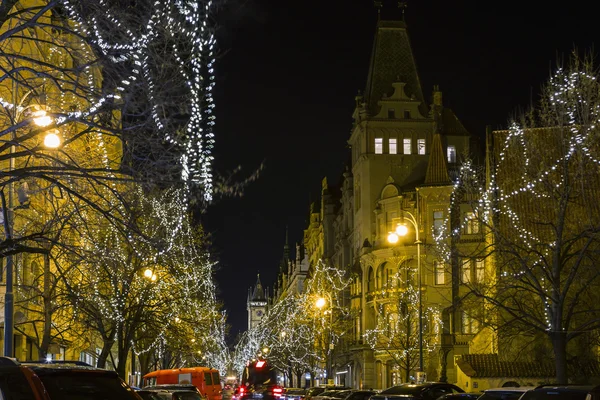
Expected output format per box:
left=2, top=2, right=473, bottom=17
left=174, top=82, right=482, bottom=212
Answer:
left=251, top=274, right=266, bottom=301
left=364, top=19, right=426, bottom=117
left=424, top=133, right=451, bottom=185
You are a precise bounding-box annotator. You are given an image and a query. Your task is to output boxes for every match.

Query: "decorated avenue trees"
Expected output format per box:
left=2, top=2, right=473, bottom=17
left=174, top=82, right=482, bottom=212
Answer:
left=435, top=54, right=600, bottom=384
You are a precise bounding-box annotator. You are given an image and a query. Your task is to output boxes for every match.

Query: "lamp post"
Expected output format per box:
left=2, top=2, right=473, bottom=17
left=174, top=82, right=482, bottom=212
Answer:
left=316, top=296, right=333, bottom=385
left=387, top=204, right=424, bottom=380
left=3, top=110, right=59, bottom=357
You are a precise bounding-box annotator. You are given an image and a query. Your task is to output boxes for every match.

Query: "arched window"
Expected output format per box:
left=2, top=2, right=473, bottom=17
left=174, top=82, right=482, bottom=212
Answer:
left=376, top=263, right=386, bottom=289
left=367, top=267, right=374, bottom=292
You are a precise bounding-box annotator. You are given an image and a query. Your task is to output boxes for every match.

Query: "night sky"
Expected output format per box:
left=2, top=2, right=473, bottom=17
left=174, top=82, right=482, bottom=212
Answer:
left=202, top=0, right=600, bottom=342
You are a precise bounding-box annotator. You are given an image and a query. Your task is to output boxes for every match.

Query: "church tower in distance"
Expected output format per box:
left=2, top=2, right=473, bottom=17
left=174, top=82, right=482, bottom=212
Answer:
left=247, top=274, right=268, bottom=330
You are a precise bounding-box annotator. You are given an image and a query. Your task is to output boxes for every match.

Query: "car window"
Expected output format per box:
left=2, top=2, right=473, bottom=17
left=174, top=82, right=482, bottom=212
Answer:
left=212, top=373, right=220, bottom=385
left=205, top=373, right=214, bottom=385
left=331, top=391, right=352, bottom=399
left=37, top=372, right=137, bottom=400
left=0, top=368, right=37, bottom=399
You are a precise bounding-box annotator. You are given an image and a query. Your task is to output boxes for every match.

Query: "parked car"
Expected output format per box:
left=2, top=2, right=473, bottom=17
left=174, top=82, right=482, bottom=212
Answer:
left=436, top=394, right=478, bottom=400
left=285, top=388, right=307, bottom=400
left=519, top=385, right=595, bottom=400
left=138, top=390, right=167, bottom=400
left=0, top=356, right=141, bottom=399
left=343, top=389, right=378, bottom=400
left=313, top=389, right=353, bottom=400
left=144, top=384, right=204, bottom=397
left=476, top=387, right=536, bottom=400
left=369, top=383, right=464, bottom=400
left=145, top=389, right=205, bottom=400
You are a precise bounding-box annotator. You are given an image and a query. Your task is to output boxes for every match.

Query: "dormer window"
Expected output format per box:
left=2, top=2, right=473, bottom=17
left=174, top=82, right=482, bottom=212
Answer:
left=447, top=145, right=456, bottom=163
left=388, top=108, right=396, bottom=119
left=404, top=110, right=411, bottom=119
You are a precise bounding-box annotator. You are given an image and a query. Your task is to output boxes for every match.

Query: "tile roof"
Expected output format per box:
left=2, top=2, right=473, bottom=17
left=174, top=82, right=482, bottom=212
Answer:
left=364, top=20, right=426, bottom=117
left=456, top=354, right=554, bottom=378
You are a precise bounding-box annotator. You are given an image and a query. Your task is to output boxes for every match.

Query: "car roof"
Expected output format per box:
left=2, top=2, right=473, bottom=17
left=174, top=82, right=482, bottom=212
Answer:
left=484, top=387, right=537, bottom=392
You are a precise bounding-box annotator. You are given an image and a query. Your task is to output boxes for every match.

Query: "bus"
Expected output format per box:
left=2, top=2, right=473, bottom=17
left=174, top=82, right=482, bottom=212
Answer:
left=143, top=367, right=222, bottom=400
left=238, top=360, right=282, bottom=400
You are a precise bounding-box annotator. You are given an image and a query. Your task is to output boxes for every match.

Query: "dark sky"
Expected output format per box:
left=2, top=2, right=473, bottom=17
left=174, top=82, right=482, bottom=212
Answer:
left=202, top=0, right=600, bottom=341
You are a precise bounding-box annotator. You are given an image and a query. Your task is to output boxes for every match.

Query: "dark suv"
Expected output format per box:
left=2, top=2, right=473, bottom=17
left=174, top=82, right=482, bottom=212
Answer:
left=0, top=356, right=141, bottom=399
left=369, top=383, right=464, bottom=400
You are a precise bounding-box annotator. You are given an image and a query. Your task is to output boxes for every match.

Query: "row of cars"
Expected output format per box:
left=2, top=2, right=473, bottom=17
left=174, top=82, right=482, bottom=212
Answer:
left=0, top=357, right=205, bottom=400
left=275, top=383, right=600, bottom=400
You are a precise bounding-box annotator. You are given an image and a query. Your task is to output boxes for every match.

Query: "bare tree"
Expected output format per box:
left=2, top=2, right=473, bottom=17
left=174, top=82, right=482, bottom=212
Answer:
left=436, top=53, right=600, bottom=383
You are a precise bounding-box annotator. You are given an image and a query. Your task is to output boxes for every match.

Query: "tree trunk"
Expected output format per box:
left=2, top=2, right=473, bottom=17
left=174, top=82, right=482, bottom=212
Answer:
left=39, top=253, right=52, bottom=360
left=551, top=330, right=568, bottom=384
left=97, top=340, right=114, bottom=368
left=116, top=323, right=130, bottom=379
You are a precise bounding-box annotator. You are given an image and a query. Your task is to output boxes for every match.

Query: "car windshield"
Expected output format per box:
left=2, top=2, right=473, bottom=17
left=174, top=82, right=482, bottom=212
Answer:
left=479, top=391, right=525, bottom=400
left=287, top=389, right=307, bottom=395
left=37, top=371, right=136, bottom=400
left=308, top=388, right=325, bottom=396
left=380, top=386, right=422, bottom=396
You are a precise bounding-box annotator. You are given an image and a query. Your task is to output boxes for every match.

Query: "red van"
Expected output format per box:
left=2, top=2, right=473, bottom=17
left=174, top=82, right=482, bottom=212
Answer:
left=143, top=367, right=222, bottom=400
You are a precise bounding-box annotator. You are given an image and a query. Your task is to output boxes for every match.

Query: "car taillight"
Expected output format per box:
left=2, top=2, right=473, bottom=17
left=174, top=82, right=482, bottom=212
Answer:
left=274, top=388, right=283, bottom=398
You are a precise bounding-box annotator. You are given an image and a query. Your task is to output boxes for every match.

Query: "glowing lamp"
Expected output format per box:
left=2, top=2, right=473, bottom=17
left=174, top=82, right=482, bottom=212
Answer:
left=387, top=232, right=399, bottom=244
left=44, top=131, right=61, bottom=148
left=315, top=297, right=326, bottom=309
left=144, top=269, right=153, bottom=278
left=255, top=361, right=265, bottom=368
left=33, top=110, right=52, bottom=127
left=395, top=224, right=409, bottom=236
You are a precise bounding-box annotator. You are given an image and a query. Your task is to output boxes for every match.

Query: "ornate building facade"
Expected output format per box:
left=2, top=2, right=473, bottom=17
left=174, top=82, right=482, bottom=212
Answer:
left=274, top=16, right=492, bottom=389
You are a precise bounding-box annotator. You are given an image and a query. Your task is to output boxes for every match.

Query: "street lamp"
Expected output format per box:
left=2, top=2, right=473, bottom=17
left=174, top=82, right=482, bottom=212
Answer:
left=388, top=207, right=424, bottom=380
left=315, top=296, right=333, bottom=384
left=3, top=110, right=59, bottom=357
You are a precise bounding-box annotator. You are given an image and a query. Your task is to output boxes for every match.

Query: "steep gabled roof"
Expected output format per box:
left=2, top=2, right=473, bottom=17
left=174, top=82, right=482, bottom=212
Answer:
left=364, top=20, right=426, bottom=117
left=424, top=133, right=450, bottom=185
left=251, top=274, right=266, bottom=301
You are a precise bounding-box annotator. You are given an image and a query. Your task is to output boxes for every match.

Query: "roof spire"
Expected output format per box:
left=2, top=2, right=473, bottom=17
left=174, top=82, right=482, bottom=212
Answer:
left=374, top=1, right=383, bottom=20
left=398, top=1, right=408, bottom=21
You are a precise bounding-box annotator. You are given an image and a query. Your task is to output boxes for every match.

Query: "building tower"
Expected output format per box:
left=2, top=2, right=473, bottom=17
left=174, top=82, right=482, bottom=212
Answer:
left=247, top=274, right=268, bottom=330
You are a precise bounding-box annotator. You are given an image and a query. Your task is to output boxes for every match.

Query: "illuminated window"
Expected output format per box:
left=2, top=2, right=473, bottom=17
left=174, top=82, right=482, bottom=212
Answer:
left=433, top=211, right=444, bottom=235
left=388, top=108, right=395, bottom=118
left=462, top=311, right=479, bottom=334
left=389, top=138, right=397, bottom=154
left=403, top=138, right=411, bottom=154
left=418, top=139, right=426, bottom=155
left=476, top=259, right=485, bottom=283
left=464, top=211, right=480, bottom=234
left=434, top=261, right=445, bottom=285
left=461, top=259, right=471, bottom=283
left=375, top=138, right=383, bottom=154
left=447, top=145, right=456, bottom=163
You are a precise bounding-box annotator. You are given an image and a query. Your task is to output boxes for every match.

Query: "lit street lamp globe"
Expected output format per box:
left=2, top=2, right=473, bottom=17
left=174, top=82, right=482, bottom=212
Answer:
left=387, top=232, right=399, bottom=244
left=395, top=224, right=409, bottom=236
left=44, top=131, right=61, bottom=148
left=315, top=297, right=326, bottom=309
